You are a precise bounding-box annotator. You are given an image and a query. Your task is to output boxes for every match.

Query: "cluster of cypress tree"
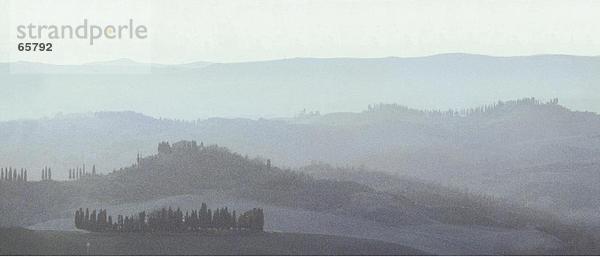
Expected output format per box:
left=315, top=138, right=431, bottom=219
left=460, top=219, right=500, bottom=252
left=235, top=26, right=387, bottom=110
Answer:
left=237, top=208, right=265, bottom=231
left=68, top=164, right=96, bottom=180
left=41, top=167, right=52, bottom=181
left=74, top=208, right=111, bottom=232
left=0, top=167, right=27, bottom=182
left=74, top=204, right=264, bottom=233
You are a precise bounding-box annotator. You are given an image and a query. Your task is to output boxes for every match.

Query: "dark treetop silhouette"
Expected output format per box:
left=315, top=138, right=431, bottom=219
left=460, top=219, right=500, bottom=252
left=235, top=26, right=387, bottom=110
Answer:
left=74, top=204, right=264, bottom=233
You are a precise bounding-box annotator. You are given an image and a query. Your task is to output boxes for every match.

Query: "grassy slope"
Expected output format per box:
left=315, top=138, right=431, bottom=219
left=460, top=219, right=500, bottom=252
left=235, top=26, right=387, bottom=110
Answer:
left=0, top=228, right=426, bottom=256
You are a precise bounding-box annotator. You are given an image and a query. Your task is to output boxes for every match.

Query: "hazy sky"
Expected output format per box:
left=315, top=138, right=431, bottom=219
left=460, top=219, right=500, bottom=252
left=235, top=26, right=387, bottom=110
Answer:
left=0, top=0, right=599, bottom=64
left=1, top=0, right=599, bottom=121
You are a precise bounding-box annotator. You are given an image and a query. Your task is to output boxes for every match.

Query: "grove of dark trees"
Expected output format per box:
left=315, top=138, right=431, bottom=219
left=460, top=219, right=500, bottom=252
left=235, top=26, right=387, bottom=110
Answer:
left=68, top=164, right=97, bottom=180
left=41, top=167, right=52, bottom=181
left=0, top=167, right=28, bottom=182
left=365, top=97, right=560, bottom=117
left=74, top=203, right=264, bottom=233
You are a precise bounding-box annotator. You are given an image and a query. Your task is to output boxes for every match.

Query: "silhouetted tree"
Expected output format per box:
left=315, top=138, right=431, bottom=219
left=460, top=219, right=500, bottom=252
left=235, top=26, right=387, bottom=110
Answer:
left=84, top=208, right=90, bottom=228
left=74, top=209, right=81, bottom=229
left=139, top=211, right=146, bottom=232
left=232, top=210, right=237, bottom=229
left=200, top=203, right=208, bottom=229
left=207, top=209, right=212, bottom=229
left=90, top=209, right=97, bottom=231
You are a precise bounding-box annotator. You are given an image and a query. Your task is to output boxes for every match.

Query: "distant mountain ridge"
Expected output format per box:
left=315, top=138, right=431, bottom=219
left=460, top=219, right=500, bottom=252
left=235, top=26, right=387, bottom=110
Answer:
left=2, top=53, right=600, bottom=121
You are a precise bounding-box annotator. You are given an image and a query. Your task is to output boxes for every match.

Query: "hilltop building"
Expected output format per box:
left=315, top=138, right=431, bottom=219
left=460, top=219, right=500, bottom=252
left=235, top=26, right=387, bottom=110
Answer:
left=158, top=140, right=204, bottom=155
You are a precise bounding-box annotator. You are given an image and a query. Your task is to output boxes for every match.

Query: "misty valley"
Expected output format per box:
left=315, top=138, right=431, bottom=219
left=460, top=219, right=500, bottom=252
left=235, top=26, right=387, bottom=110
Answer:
left=1, top=54, right=600, bottom=255
left=1, top=97, right=600, bottom=255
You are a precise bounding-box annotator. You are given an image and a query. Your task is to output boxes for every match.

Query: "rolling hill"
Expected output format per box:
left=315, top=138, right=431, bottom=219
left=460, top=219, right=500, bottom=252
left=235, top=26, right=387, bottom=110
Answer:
left=1, top=98, right=600, bottom=227
left=1, top=139, right=598, bottom=254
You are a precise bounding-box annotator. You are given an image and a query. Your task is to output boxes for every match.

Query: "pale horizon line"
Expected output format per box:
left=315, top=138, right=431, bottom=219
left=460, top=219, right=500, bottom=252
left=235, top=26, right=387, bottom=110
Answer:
left=4, top=52, right=600, bottom=66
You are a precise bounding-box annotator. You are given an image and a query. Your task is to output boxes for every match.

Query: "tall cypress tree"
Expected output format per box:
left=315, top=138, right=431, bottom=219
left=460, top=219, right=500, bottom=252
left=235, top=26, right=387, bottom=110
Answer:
left=74, top=210, right=79, bottom=229
left=214, top=208, right=220, bottom=229
left=232, top=210, right=237, bottom=230
left=84, top=208, right=90, bottom=229
left=200, top=203, right=208, bottom=229
left=175, top=208, right=182, bottom=230
left=207, top=209, right=212, bottom=229
left=258, top=208, right=264, bottom=231
left=139, top=211, right=146, bottom=232
left=184, top=211, right=189, bottom=229
left=91, top=210, right=97, bottom=231
left=193, top=210, right=199, bottom=230
left=78, top=208, right=84, bottom=228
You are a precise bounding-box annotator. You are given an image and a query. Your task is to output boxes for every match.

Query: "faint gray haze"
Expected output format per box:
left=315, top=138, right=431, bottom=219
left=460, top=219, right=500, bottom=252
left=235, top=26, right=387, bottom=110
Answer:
left=1, top=53, right=600, bottom=121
